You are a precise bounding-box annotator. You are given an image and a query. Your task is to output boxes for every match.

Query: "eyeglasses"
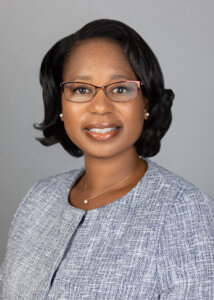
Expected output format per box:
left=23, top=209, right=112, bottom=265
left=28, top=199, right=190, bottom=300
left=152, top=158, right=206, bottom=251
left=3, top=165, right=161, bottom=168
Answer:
left=60, top=80, right=143, bottom=103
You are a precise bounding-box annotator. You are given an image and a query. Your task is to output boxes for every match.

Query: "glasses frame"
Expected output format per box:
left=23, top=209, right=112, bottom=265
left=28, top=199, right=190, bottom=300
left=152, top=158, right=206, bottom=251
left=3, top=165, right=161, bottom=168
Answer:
left=60, top=80, right=143, bottom=103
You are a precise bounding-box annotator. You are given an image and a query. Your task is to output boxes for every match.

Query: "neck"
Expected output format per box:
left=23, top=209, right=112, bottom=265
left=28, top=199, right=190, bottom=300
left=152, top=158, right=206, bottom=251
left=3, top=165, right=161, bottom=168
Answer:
left=81, top=148, right=146, bottom=195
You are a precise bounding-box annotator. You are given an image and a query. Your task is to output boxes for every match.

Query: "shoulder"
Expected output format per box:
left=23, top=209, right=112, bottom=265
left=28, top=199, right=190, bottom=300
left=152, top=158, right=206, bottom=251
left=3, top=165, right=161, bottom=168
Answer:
left=19, top=167, right=82, bottom=204
left=143, top=159, right=214, bottom=234
left=145, top=158, right=213, bottom=207
left=9, top=167, right=84, bottom=234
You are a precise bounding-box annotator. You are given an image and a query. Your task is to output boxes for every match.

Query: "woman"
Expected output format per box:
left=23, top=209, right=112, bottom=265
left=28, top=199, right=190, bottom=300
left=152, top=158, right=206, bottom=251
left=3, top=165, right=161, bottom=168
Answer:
left=0, top=19, right=213, bottom=299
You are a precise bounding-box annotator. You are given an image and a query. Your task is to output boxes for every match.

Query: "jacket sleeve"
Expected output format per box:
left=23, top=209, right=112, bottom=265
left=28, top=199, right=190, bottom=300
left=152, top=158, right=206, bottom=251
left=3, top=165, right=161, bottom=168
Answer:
left=0, top=259, right=5, bottom=300
left=0, top=180, right=41, bottom=299
left=157, top=188, right=214, bottom=299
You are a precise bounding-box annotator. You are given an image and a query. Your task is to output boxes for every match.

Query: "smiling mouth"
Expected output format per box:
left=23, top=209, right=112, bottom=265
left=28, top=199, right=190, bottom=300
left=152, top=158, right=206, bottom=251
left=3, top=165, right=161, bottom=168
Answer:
left=87, top=127, right=118, bottom=133
left=84, top=127, right=121, bottom=141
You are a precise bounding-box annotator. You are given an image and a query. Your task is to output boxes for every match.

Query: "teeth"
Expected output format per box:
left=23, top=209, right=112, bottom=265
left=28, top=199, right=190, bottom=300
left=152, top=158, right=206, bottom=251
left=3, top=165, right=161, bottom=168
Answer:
left=88, top=127, right=117, bottom=133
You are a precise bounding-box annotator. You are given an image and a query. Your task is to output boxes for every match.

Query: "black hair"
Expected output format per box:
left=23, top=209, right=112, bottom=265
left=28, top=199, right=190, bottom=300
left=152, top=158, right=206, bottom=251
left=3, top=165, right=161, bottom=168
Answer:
left=34, top=19, right=174, bottom=157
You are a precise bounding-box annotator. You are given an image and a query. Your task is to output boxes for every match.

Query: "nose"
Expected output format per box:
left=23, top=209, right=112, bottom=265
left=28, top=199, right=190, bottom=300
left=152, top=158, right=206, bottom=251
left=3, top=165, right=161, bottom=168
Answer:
left=87, top=88, right=114, bottom=115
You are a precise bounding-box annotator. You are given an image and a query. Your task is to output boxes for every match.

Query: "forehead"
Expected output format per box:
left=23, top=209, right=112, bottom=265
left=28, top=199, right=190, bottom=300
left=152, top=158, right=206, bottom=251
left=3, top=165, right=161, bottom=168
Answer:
left=63, top=38, right=137, bottom=81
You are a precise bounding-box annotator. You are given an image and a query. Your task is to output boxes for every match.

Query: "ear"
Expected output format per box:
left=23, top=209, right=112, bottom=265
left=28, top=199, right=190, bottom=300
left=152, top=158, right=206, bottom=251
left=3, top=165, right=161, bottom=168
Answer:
left=144, top=97, right=149, bottom=110
left=143, top=98, right=150, bottom=120
left=59, top=113, right=64, bottom=121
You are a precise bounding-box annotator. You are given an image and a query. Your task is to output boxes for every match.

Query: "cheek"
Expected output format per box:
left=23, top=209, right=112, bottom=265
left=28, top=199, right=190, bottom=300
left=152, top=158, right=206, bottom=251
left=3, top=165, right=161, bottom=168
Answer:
left=61, top=101, right=82, bottom=141
left=123, top=100, right=145, bottom=137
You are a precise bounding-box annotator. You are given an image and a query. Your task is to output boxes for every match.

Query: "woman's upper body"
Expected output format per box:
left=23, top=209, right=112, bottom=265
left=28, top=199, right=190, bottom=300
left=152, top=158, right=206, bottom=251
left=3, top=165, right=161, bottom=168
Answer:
left=1, top=158, right=214, bottom=299
left=33, top=18, right=174, bottom=212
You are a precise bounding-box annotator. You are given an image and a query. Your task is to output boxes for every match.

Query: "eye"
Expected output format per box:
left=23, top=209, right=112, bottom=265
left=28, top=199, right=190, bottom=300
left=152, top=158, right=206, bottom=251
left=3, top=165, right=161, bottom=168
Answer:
left=112, top=85, right=129, bottom=94
left=72, top=86, right=91, bottom=94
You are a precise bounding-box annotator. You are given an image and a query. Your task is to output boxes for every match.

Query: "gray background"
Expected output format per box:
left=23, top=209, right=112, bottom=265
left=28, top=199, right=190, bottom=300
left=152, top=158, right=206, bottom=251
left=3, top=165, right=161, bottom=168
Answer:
left=0, top=0, right=214, bottom=264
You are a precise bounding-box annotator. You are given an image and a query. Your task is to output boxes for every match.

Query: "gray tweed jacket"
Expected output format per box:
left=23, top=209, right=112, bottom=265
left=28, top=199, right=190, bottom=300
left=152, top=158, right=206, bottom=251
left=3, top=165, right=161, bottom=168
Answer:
left=1, top=159, right=214, bottom=299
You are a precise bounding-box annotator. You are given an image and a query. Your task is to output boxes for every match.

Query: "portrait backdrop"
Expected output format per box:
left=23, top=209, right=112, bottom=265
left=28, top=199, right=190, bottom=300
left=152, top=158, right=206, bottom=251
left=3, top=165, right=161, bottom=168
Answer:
left=0, top=0, right=214, bottom=263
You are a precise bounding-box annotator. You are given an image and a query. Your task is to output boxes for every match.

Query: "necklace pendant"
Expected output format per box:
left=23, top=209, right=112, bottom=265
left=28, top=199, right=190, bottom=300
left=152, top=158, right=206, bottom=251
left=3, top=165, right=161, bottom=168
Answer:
left=83, top=199, right=88, bottom=204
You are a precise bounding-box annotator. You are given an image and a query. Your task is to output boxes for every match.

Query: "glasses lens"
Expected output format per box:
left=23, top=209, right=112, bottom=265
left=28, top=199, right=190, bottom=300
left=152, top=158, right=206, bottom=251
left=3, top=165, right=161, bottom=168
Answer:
left=63, top=82, right=95, bottom=102
left=106, top=81, right=139, bottom=102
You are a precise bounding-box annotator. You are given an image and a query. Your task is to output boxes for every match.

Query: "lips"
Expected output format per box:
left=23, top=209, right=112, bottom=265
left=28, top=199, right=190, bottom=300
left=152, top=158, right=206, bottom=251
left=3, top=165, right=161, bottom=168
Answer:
left=83, top=122, right=121, bottom=141
left=84, top=122, right=121, bottom=130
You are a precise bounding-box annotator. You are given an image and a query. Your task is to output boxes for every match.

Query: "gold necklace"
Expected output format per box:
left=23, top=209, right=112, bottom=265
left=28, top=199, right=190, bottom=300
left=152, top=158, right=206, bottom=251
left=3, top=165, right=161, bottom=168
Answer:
left=82, top=171, right=134, bottom=204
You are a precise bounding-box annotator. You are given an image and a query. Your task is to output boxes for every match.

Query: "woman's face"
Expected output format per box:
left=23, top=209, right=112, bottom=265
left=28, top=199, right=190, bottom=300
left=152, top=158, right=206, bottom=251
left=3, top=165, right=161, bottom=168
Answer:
left=61, top=38, right=147, bottom=159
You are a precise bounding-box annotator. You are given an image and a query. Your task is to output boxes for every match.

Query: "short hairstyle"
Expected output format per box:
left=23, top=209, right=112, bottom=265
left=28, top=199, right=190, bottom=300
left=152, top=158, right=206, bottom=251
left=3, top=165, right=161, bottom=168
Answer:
left=34, top=19, right=174, bottom=157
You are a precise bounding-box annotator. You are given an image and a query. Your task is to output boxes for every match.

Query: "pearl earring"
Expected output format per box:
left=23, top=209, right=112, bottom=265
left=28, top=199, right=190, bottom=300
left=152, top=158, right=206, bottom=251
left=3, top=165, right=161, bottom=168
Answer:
left=144, top=112, right=150, bottom=118
left=59, top=113, right=63, bottom=118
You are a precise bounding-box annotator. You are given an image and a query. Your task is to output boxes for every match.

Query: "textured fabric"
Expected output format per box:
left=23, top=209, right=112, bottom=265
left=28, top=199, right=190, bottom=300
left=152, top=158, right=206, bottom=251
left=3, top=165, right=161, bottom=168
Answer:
left=0, top=158, right=214, bottom=299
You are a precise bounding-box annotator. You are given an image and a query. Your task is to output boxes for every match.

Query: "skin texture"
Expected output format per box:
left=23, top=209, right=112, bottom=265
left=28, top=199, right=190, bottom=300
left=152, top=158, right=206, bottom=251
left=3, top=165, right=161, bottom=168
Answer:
left=61, top=38, right=149, bottom=210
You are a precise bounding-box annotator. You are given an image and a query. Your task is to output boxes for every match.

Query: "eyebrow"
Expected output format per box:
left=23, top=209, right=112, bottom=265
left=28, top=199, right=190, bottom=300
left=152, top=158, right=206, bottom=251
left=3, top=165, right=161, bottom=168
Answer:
left=110, top=74, right=129, bottom=80
left=71, top=74, right=129, bottom=81
left=72, top=75, right=92, bottom=81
